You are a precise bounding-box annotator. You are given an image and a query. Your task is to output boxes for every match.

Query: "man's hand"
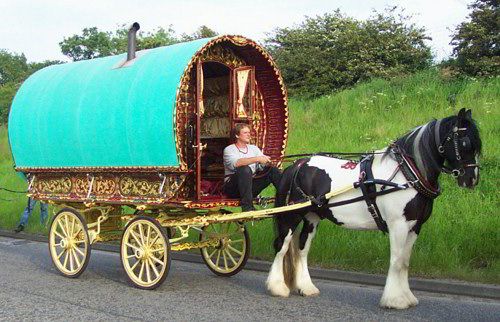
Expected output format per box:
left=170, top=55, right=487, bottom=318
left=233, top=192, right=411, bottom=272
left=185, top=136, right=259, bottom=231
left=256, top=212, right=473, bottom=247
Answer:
left=257, top=155, right=271, bottom=164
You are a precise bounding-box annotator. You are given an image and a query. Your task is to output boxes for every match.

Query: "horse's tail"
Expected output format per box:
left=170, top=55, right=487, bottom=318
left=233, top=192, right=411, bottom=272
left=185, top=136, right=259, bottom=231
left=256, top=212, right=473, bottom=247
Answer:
left=283, top=228, right=300, bottom=289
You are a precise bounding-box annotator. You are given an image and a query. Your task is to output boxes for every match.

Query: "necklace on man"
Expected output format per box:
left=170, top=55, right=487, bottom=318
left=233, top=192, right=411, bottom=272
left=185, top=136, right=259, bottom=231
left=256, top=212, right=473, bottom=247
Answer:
left=236, top=144, right=248, bottom=154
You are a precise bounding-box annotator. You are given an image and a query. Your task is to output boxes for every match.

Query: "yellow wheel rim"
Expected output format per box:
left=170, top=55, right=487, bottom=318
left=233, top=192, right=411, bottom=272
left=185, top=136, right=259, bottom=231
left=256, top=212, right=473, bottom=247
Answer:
left=201, top=222, right=247, bottom=274
left=49, top=211, right=89, bottom=276
left=121, top=219, right=168, bottom=288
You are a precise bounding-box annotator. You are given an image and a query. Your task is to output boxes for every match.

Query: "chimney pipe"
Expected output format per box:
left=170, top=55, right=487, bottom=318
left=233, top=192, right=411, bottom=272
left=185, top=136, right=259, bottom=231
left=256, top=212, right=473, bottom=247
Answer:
left=127, top=22, right=140, bottom=61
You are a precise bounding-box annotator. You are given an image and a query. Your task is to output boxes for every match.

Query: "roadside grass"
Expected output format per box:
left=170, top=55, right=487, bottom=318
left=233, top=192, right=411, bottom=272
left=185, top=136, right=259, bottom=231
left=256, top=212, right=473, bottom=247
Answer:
left=0, top=69, right=498, bottom=283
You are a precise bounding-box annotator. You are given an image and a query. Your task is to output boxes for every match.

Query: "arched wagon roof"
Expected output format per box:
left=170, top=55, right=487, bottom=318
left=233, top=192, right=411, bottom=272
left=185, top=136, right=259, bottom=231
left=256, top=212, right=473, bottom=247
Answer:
left=8, top=35, right=287, bottom=172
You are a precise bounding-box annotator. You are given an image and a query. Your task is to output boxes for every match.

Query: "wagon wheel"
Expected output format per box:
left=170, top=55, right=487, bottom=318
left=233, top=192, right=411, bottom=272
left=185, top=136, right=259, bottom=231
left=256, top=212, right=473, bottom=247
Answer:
left=200, top=222, right=250, bottom=276
left=120, top=216, right=171, bottom=290
left=48, top=208, right=91, bottom=278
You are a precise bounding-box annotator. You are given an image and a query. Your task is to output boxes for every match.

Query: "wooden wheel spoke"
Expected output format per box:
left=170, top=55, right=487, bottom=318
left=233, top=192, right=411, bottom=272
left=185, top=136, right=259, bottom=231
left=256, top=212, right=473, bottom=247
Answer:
left=63, top=250, right=69, bottom=268
left=139, top=261, right=147, bottom=281
left=222, top=250, right=228, bottom=270
left=227, top=244, right=243, bottom=256
left=138, top=224, right=145, bottom=246
left=125, top=242, right=142, bottom=253
left=57, top=220, right=68, bottom=237
left=150, top=254, right=164, bottom=266
left=72, top=227, right=82, bottom=239
left=74, top=246, right=85, bottom=257
left=215, top=250, right=221, bottom=267
left=69, top=249, right=74, bottom=271
left=230, top=239, right=244, bottom=244
left=70, top=217, right=76, bottom=236
left=65, top=215, right=71, bottom=238
left=145, top=259, right=152, bottom=283
left=130, top=230, right=142, bottom=247
left=57, top=249, right=66, bottom=260
left=148, top=234, right=160, bottom=248
left=72, top=248, right=81, bottom=267
left=225, top=249, right=237, bottom=266
left=54, top=231, right=65, bottom=240
left=148, top=259, right=160, bottom=279
left=208, top=248, right=217, bottom=259
left=146, top=225, right=151, bottom=247
left=130, top=259, right=141, bottom=271
left=74, top=239, right=87, bottom=245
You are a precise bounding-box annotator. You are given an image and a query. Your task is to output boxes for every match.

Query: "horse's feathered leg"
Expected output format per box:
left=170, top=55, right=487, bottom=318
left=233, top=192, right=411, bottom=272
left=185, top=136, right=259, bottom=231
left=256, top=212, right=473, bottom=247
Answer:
left=266, top=213, right=301, bottom=297
left=400, top=231, right=419, bottom=306
left=294, top=212, right=320, bottom=296
left=380, top=219, right=416, bottom=309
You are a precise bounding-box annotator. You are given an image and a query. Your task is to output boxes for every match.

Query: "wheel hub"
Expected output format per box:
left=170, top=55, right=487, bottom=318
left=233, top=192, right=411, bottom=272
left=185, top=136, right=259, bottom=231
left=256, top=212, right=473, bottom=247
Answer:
left=60, top=238, right=74, bottom=250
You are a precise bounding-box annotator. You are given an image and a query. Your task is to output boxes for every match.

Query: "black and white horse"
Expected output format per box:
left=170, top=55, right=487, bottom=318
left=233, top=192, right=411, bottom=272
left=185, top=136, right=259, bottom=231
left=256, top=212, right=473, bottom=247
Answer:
left=266, top=108, right=481, bottom=309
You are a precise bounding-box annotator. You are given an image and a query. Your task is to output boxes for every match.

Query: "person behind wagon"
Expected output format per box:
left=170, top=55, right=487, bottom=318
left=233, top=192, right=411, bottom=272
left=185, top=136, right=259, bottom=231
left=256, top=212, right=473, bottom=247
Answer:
left=223, top=123, right=282, bottom=212
left=15, top=197, right=48, bottom=233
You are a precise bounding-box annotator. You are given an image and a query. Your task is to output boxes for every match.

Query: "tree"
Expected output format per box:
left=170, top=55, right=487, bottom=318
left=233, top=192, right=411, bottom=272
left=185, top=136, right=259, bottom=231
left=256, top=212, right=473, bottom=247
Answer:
left=180, top=25, right=218, bottom=41
left=0, top=50, right=29, bottom=86
left=450, top=0, right=499, bottom=76
left=265, top=8, right=432, bottom=97
left=0, top=82, right=17, bottom=124
left=59, top=25, right=205, bottom=61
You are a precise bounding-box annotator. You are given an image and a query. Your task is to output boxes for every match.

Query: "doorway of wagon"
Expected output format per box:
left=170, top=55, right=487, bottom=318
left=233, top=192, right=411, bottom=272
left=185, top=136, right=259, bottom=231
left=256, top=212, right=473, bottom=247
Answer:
left=198, top=62, right=232, bottom=199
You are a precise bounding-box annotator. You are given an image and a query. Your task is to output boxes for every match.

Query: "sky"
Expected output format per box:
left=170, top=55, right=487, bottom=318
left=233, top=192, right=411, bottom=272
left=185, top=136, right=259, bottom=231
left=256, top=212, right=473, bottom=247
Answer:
left=0, top=0, right=472, bottom=63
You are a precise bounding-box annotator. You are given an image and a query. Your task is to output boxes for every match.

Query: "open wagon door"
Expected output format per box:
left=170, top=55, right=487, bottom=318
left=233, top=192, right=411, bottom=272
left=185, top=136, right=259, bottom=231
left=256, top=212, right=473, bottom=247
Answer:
left=195, top=60, right=205, bottom=200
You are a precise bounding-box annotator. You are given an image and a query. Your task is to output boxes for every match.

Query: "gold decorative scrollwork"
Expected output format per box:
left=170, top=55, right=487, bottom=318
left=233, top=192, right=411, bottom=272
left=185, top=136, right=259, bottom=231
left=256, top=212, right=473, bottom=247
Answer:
left=74, top=176, right=116, bottom=196
left=34, top=177, right=72, bottom=194
left=199, top=45, right=246, bottom=68
left=120, top=177, right=161, bottom=197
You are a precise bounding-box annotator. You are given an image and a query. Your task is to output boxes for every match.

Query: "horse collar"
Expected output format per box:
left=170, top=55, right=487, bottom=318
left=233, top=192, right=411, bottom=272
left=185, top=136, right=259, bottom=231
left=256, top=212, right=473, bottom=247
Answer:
left=391, top=146, right=441, bottom=199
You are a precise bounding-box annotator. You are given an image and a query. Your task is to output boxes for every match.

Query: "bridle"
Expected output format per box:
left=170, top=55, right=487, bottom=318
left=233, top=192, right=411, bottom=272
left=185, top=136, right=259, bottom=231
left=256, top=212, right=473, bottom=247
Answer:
left=434, top=119, right=480, bottom=178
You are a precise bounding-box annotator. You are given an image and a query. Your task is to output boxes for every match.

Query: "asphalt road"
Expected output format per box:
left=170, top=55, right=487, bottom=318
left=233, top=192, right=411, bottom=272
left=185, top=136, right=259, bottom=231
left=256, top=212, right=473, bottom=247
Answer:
left=0, top=236, right=498, bottom=321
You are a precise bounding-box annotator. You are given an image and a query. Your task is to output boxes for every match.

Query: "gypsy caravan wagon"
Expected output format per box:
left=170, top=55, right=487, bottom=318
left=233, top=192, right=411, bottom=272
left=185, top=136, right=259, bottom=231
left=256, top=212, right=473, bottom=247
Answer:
left=8, top=24, right=288, bottom=289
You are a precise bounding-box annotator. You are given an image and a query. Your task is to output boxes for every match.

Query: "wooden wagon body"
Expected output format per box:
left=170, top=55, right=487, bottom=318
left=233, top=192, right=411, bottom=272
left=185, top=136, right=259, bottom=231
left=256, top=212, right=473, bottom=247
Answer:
left=7, top=32, right=292, bottom=288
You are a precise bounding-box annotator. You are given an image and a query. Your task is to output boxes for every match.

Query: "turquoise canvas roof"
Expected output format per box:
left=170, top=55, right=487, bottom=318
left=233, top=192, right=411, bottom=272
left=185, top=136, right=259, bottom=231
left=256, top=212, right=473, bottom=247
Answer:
left=8, top=37, right=214, bottom=169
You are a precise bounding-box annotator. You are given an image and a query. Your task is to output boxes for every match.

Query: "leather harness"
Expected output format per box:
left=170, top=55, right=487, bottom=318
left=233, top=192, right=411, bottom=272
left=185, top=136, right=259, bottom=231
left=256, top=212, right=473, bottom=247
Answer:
left=289, top=148, right=442, bottom=234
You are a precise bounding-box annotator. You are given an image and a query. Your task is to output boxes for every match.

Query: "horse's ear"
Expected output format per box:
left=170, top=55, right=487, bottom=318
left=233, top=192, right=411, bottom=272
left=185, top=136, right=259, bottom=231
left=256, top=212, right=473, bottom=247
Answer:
left=465, top=109, right=472, bottom=120
left=458, top=108, right=467, bottom=119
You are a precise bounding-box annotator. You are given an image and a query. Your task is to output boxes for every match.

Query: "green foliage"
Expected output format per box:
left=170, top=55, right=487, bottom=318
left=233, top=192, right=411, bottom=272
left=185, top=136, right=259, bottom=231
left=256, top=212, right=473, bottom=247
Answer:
left=450, top=0, right=500, bottom=76
left=59, top=25, right=217, bottom=61
left=265, top=8, right=432, bottom=98
left=0, top=50, right=29, bottom=86
left=0, top=82, right=18, bottom=124
left=180, top=25, right=218, bottom=41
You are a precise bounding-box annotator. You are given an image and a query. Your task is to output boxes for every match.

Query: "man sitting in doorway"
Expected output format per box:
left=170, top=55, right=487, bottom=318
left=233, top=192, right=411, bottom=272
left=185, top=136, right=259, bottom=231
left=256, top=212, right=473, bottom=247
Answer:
left=223, top=123, right=282, bottom=212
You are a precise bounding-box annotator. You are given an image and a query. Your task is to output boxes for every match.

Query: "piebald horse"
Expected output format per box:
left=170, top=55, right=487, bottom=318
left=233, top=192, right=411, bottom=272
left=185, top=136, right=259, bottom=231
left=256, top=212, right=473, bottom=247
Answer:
left=266, top=108, right=481, bottom=309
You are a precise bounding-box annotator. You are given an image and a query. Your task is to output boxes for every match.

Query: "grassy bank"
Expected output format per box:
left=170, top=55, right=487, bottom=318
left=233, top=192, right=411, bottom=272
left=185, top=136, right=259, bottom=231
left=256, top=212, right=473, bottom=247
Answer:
left=0, top=69, right=498, bottom=283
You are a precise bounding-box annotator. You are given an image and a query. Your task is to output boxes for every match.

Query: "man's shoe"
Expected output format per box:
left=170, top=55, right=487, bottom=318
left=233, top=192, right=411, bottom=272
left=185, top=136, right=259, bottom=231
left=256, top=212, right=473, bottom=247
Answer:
left=14, top=224, right=24, bottom=233
left=241, top=205, right=256, bottom=212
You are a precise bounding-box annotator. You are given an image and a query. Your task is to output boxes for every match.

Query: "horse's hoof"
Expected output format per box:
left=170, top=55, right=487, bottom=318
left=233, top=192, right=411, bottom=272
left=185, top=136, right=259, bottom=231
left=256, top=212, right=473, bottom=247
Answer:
left=379, top=295, right=411, bottom=310
left=406, top=292, right=419, bottom=307
left=297, top=285, right=320, bottom=297
left=267, top=281, right=290, bottom=297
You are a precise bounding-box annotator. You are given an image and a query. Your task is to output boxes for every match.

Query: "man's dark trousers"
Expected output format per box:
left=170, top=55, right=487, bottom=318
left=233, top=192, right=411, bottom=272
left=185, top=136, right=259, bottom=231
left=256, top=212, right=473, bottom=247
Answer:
left=223, top=165, right=281, bottom=211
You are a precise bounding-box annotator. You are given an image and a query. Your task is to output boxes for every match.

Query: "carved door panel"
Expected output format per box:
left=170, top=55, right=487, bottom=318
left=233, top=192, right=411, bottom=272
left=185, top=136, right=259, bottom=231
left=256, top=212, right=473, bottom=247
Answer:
left=232, top=66, right=255, bottom=120
left=195, top=60, right=204, bottom=200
